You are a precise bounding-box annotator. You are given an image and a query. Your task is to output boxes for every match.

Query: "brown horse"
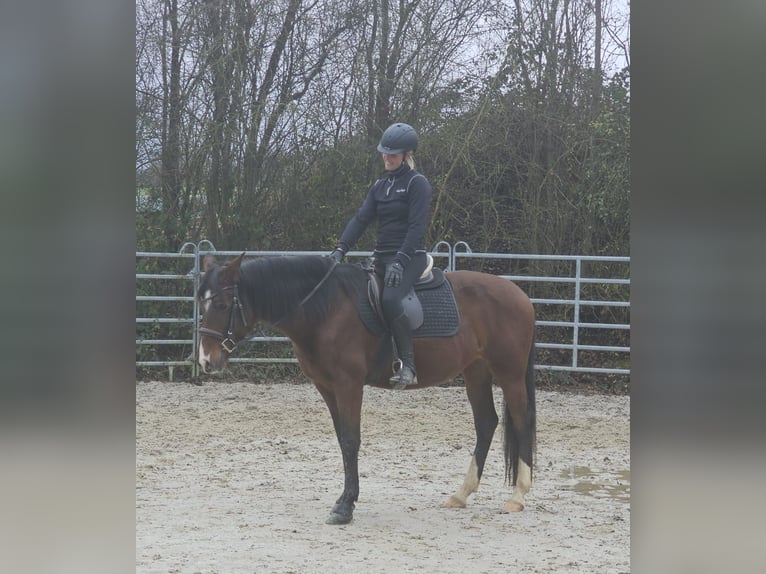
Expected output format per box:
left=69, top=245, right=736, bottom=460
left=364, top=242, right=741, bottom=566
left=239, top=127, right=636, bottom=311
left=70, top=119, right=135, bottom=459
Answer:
left=197, top=253, right=536, bottom=525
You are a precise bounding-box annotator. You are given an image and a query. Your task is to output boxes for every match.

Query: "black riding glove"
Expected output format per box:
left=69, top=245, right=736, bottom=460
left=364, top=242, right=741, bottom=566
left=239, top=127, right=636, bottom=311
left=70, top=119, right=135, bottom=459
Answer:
left=329, top=249, right=345, bottom=263
left=384, top=261, right=404, bottom=287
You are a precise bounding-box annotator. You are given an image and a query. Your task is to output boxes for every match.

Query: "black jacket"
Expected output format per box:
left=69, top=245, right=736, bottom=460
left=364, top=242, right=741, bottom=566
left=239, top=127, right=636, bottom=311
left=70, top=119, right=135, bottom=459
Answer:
left=338, top=164, right=432, bottom=267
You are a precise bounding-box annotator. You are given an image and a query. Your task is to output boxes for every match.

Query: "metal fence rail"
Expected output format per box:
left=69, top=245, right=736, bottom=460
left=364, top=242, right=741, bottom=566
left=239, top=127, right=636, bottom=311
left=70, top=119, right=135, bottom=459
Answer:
left=451, top=247, right=630, bottom=375
left=136, top=241, right=630, bottom=380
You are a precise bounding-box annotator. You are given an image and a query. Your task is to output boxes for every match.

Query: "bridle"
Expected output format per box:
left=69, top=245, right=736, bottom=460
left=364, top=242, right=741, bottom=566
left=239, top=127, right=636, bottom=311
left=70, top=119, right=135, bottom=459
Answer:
left=198, top=258, right=338, bottom=354
left=198, top=284, right=248, bottom=354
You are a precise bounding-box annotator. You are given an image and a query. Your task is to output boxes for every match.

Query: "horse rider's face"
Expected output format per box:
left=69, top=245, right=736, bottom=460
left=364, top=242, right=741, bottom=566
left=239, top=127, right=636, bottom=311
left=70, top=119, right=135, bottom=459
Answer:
left=381, top=152, right=404, bottom=171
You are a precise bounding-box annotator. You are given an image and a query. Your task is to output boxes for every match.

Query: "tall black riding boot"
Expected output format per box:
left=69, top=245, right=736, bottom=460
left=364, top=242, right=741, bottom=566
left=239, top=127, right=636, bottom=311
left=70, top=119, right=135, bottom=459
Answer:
left=388, top=312, right=417, bottom=390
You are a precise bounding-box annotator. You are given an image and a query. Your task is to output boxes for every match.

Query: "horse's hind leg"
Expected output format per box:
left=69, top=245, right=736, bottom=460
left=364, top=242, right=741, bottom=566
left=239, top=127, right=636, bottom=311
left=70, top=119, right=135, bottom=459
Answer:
left=496, top=362, right=535, bottom=513
left=444, top=361, right=498, bottom=509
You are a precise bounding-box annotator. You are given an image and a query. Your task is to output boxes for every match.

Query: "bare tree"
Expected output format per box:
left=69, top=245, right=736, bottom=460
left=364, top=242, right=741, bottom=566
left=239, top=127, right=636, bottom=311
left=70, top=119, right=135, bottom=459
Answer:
left=136, top=0, right=629, bottom=256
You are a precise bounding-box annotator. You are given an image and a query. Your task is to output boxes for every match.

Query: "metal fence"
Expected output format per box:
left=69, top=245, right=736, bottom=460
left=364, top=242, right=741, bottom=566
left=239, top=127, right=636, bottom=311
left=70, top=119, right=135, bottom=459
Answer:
left=136, top=241, right=630, bottom=381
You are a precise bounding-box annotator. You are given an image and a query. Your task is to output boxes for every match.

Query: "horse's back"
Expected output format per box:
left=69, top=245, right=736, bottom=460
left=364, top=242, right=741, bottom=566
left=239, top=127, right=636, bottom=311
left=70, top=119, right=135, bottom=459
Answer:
left=447, top=270, right=534, bottom=318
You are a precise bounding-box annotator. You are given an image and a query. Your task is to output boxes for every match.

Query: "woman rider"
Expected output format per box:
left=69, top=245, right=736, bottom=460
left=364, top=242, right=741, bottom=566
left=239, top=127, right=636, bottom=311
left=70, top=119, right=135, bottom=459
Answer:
left=329, top=123, right=433, bottom=389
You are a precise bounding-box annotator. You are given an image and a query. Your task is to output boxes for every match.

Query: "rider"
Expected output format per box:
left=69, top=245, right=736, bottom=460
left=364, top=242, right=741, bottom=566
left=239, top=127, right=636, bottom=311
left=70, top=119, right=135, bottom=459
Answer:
left=329, top=122, right=433, bottom=389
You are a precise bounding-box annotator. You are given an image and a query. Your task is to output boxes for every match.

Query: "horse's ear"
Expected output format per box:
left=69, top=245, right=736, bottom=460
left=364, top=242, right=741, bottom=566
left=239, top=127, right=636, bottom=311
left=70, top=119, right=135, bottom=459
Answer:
left=220, top=252, right=245, bottom=284
left=202, top=255, right=219, bottom=272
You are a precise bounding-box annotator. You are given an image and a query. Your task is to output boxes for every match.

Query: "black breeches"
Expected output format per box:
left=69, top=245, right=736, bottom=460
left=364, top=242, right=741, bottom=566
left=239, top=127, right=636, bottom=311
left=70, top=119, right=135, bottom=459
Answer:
left=374, top=252, right=428, bottom=322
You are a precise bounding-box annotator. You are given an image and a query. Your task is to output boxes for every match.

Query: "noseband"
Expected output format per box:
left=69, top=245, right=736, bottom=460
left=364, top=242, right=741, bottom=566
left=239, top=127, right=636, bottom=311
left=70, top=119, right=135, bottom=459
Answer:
left=199, top=285, right=248, bottom=354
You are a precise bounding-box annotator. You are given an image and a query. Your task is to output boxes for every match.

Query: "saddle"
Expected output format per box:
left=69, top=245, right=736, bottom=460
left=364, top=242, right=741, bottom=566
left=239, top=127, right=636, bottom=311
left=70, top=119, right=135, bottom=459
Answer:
left=359, top=255, right=460, bottom=338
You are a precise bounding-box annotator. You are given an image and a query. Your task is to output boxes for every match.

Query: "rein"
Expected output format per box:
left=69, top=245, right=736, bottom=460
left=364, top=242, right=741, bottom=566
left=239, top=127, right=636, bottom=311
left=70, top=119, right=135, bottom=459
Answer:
left=272, top=259, right=338, bottom=326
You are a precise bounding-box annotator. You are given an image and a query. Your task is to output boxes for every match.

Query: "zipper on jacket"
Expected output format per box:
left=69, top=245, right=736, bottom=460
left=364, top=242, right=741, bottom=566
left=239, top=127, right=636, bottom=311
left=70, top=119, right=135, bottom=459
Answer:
left=385, top=177, right=394, bottom=197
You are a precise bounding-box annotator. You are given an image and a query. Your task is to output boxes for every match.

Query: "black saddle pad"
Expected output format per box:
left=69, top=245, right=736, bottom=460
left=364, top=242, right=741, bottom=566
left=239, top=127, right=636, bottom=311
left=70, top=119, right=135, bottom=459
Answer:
left=358, top=274, right=461, bottom=338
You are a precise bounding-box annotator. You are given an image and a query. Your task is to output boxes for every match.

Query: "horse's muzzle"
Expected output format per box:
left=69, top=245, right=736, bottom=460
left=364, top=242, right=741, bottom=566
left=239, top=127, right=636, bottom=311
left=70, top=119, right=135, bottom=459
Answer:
left=199, top=358, right=214, bottom=374
left=198, top=344, right=228, bottom=374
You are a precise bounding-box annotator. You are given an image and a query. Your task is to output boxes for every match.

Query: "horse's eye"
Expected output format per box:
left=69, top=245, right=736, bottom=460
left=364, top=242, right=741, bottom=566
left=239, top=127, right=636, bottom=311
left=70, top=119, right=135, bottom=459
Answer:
left=213, top=301, right=227, bottom=311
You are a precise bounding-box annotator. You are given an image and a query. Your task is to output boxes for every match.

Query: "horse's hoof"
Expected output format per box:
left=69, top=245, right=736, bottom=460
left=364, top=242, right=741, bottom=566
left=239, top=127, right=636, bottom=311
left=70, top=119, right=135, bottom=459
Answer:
left=443, top=495, right=466, bottom=509
left=325, top=511, right=353, bottom=525
left=503, top=500, right=524, bottom=513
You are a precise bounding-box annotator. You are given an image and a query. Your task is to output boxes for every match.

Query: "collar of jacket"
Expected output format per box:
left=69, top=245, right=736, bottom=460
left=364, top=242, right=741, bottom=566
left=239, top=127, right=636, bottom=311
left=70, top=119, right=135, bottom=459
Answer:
left=384, top=163, right=411, bottom=178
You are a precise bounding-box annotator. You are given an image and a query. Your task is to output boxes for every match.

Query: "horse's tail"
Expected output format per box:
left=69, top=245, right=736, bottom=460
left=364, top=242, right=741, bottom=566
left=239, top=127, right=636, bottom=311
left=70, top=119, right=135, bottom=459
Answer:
left=504, top=328, right=536, bottom=486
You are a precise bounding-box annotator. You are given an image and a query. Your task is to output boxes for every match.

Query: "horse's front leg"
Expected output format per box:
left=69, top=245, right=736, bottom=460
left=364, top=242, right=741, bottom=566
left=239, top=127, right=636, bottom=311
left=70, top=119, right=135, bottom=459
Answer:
left=315, top=382, right=363, bottom=525
left=328, top=418, right=360, bottom=525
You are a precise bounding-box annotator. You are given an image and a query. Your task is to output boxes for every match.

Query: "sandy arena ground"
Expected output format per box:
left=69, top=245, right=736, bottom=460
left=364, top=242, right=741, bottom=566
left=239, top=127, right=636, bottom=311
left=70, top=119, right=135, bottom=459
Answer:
left=136, top=380, right=630, bottom=573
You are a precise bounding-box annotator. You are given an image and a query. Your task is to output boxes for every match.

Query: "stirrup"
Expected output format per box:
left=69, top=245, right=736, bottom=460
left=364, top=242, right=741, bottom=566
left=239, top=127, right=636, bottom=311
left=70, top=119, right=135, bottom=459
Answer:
left=389, top=359, right=417, bottom=390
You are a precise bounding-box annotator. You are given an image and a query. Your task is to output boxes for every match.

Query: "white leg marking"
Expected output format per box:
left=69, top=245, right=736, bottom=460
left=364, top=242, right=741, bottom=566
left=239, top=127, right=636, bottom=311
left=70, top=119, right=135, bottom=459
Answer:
left=505, top=459, right=532, bottom=512
left=446, top=455, right=480, bottom=508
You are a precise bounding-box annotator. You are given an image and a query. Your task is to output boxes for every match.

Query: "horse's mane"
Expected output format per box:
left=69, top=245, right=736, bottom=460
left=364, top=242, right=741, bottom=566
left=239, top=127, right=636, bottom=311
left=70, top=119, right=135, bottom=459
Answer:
left=238, top=255, right=366, bottom=325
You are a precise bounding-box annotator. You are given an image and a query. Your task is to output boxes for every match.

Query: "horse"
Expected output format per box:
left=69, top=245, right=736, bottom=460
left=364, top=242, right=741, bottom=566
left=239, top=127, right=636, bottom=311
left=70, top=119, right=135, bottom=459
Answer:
left=197, top=253, right=536, bottom=525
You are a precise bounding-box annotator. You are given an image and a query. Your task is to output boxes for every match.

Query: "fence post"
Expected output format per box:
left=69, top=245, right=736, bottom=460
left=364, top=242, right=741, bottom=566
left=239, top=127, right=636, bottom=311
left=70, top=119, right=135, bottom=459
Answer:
left=431, top=240, right=452, bottom=271
left=179, top=242, right=200, bottom=382
left=452, top=241, right=472, bottom=271
left=572, top=257, right=582, bottom=369
left=182, top=239, right=217, bottom=384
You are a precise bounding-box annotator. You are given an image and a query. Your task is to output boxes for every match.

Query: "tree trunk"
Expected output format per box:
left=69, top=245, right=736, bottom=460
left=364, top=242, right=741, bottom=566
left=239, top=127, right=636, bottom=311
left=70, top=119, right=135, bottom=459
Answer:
left=593, top=0, right=602, bottom=116
left=160, top=0, right=182, bottom=251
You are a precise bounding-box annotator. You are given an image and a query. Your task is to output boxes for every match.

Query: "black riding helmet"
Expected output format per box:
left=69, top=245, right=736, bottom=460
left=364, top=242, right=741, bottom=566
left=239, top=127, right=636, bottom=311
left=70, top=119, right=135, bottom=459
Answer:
left=377, top=123, right=418, bottom=154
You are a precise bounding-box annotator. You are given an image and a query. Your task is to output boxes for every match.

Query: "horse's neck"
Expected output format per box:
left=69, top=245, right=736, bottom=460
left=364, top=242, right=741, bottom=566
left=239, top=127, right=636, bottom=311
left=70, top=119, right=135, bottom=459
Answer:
left=243, top=266, right=321, bottom=333
left=269, top=314, right=317, bottom=350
